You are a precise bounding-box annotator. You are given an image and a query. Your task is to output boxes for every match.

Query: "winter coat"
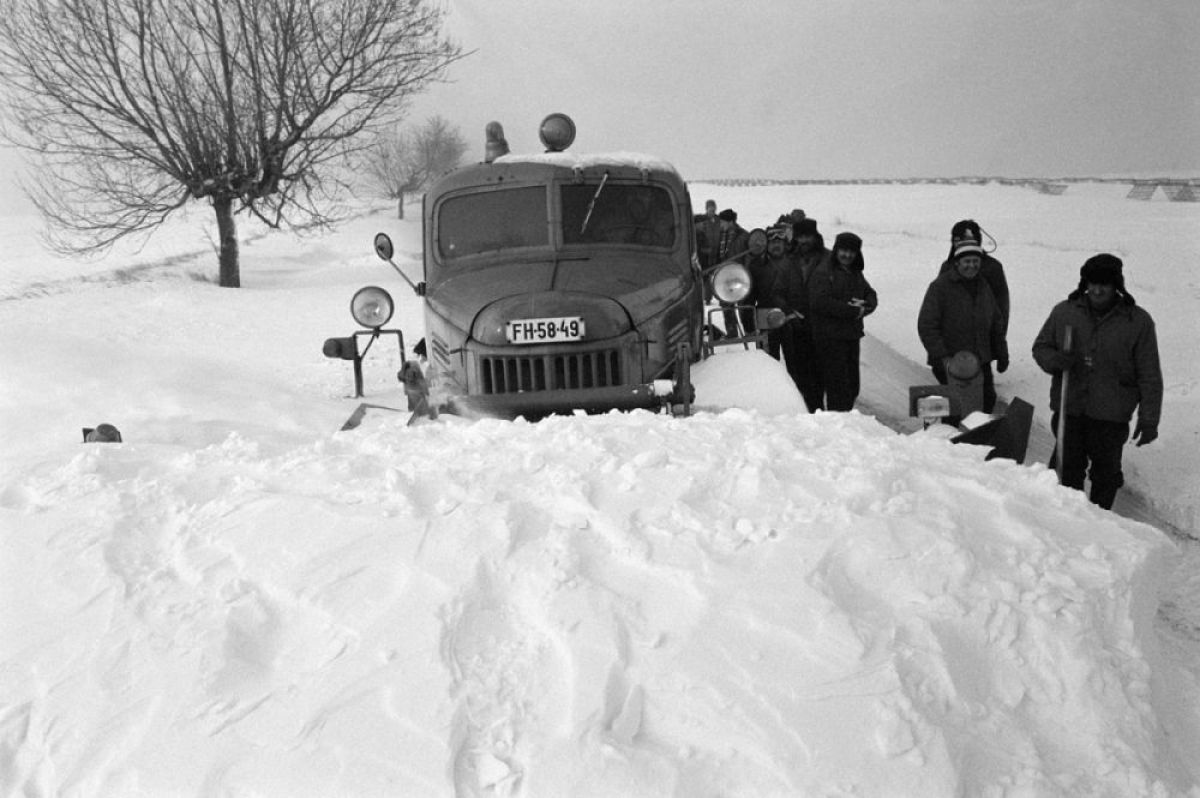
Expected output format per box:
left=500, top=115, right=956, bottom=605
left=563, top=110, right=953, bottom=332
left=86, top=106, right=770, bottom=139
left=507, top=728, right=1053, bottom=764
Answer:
left=695, top=216, right=722, bottom=268
left=716, top=225, right=749, bottom=264
left=808, top=253, right=878, bottom=341
left=1031, top=294, right=1162, bottom=427
left=793, top=242, right=827, bottom=283
left=939, top=253, right=1010, bottom=332
left=917, top=268, right=1008, bottom=366
left=750, top=251, right=804, bottom=316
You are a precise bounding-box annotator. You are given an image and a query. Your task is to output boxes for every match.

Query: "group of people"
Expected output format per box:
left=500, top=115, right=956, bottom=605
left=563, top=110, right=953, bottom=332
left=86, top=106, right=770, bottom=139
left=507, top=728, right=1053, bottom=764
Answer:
left=695, top=201, right=1163, bottom=511
left=695, top=201, right=878, bottom=414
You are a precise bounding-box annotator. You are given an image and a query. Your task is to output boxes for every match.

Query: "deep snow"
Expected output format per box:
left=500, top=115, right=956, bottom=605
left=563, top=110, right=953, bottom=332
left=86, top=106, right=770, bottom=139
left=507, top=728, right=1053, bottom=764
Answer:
left=1, top=180, right=1199, bottom=797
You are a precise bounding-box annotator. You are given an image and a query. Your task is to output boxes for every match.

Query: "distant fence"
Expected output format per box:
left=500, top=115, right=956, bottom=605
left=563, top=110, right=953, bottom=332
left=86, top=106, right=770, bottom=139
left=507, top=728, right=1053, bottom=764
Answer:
left=698, top=176, right=1200, bottom=201
left=1126, top=182, right=1199, bottom=202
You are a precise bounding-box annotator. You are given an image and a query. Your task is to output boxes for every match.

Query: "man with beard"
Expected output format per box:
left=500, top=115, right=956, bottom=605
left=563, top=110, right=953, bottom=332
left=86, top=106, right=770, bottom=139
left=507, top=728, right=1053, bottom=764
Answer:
left=1032, top=254, right=1162, bottom=509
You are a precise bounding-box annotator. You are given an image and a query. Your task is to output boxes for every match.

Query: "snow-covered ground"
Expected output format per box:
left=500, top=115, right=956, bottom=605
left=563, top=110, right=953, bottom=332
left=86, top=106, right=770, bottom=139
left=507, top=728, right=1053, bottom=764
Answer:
left=2, top=181, right=1199, bottom=796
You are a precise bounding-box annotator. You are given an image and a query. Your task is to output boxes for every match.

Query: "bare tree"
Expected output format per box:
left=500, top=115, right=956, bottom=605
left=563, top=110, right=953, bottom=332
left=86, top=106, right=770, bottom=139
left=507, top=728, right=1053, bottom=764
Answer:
left=0, top=0, right=464, bottom=287
left=365, top=115, right=467, bottom=219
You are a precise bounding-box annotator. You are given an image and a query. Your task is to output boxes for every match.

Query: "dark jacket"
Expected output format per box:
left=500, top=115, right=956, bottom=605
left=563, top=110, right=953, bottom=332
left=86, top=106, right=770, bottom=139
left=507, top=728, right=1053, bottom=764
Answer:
left=793, top=241, right=827, bottom=281
left=939, top=253, right=1009, bottom=332
left=750, top=251, right=803, bottom=316
left=695, top=215, right=722, bottom=268
left=917, top=268, right=1008, bottom=366
left=716, top=224, right=749, bottom=265
left=808, top=253, right=877, bottom=341
left=1032, top=294, right=1162, bottom=427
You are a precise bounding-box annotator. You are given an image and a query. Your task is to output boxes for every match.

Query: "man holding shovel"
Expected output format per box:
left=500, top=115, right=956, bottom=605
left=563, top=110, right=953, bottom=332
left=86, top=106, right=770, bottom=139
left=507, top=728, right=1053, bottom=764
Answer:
left=1033, top=254, right=1163, bottom=509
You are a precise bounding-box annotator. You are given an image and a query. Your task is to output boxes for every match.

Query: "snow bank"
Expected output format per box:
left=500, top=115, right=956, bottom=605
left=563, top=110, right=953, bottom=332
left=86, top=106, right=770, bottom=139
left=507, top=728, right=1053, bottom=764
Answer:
left=0, top=408, right=1183, bottom=796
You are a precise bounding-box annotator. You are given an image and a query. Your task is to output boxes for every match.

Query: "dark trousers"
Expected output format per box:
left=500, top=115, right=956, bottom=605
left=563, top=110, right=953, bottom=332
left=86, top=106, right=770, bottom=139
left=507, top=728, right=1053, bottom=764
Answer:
left=1049, top=414, right=1129, bottom=509
left=771, top=321, right=823, bottom=413
left=814, top=337, right=861, bottom=412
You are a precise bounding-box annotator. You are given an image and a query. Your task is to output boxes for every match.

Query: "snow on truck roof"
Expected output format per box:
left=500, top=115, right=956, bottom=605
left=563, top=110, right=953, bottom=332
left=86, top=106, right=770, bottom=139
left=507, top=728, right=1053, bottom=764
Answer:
left=493, top=150, right=681, bottom=175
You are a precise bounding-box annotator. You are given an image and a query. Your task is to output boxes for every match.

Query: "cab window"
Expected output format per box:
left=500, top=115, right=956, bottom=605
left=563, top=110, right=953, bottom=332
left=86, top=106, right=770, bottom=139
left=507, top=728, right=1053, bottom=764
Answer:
left=562, top=184, right=676, bottom=247
left=437, top=186, right=548, bottom=259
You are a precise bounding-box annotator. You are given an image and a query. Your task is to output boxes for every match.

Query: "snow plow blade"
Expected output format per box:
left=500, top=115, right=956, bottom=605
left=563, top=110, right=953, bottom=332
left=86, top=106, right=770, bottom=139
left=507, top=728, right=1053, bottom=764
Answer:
left=950, top=397, right=1034, bottom=464
left=443, top=381, right=688, bottom=421
left=338, top=402, right=406, bottom=431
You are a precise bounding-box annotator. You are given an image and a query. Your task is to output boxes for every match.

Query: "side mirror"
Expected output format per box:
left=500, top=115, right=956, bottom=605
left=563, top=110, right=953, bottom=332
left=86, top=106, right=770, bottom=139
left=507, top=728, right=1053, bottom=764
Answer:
left=372, top=231, right=424, bottom=295
left=373, top=232, right=394, bottom=261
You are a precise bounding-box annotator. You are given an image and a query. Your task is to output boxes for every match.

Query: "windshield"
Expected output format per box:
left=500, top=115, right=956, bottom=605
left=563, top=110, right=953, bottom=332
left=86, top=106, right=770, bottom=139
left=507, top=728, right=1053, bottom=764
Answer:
left=562, top=183, right=676, bottom=247
left=437, top=186, right=548, bottom=259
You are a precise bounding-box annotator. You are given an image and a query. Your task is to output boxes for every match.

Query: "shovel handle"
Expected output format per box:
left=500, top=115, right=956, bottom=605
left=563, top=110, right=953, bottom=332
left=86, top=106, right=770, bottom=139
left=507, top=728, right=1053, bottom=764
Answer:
left=1054, top=326, right=1073, bottom=482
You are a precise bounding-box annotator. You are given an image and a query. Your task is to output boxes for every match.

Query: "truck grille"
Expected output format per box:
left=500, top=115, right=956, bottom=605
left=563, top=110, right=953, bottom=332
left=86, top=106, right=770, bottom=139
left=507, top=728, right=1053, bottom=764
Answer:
left=480, top=350, right=622, bottom=394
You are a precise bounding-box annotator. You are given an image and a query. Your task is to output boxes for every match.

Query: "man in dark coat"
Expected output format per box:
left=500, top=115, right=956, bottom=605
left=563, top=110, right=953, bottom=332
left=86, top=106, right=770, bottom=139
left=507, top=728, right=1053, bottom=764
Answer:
left=752, top=220, right=831, bottom=412
left=694, top=199, right=721, bottom=271
left=750, top=225, right=823, bottom=410
left=1032, top=254, right=1162, bottom=509
left=808, top=232, right=877, bottom=411
left=792, top=217, right=826, bottom=286
left=939, top=219, right=1010, bottom=335
left=918, top=240, right=1009, bottom=413
left=714, top=208, right=750, bottom=335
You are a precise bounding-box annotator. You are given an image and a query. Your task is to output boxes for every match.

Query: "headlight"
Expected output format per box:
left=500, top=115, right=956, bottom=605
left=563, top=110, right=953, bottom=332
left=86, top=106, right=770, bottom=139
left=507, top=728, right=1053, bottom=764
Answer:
left=711, top=263, right=752, bottom=303
left=351, top=286, right=395, bottom=328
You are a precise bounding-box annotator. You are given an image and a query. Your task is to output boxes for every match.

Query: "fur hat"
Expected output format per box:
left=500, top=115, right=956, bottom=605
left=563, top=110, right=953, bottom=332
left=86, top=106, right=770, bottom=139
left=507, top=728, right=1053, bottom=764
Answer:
left=794, top=217, right=819, bottom=237
left=1080, top=253, right=1123, bottom=286
left=834, top=232, right=862, bottom=252
left=951, top=240, right=984, bottom=260
left=718, top=209, right=737, bottom=222
left=1072, top=253, right=1134, bottom=304
left=833, top=232, right=865, bottom=270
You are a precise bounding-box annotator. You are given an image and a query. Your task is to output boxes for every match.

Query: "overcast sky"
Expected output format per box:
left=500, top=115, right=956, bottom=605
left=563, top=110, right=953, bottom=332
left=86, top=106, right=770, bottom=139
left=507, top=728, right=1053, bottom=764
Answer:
left=409, top=0, right=1200, bottom=180
left=2, top=0, right=1197, bottom=216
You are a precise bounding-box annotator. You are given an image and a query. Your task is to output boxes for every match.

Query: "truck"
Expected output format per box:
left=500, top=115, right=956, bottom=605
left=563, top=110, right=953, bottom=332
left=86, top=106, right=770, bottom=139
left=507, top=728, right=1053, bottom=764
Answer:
left=324, top=113, right=774, bottom=425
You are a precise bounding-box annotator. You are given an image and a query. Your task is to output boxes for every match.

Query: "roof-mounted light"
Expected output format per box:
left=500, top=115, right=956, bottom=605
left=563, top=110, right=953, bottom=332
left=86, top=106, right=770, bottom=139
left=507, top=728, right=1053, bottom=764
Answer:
left=539, top=113, right=576, bottom=153
left=484, top=121, right=509, bottom=163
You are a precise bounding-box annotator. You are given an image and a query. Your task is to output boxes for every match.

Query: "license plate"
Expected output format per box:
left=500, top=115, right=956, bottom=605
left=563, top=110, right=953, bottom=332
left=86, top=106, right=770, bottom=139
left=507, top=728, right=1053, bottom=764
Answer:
left=506, top=316, right=586, bottom=344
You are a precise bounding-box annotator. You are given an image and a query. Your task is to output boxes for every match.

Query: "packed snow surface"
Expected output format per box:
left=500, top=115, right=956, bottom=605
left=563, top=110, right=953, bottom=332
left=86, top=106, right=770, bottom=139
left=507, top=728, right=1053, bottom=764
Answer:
left=2, top=180, right=1198, bottom=797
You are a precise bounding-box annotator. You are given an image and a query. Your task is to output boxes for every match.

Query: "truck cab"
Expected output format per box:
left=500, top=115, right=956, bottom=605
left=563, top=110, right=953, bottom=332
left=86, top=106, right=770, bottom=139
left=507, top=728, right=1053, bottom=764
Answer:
left=420, top=114, right=717, bottom=417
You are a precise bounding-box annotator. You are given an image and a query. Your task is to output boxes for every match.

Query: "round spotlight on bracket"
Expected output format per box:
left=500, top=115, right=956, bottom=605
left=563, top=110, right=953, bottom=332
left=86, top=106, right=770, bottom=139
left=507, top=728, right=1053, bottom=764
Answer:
left=539, top=113, right=576, bottom=152
left=711, top=263, right=752, bottom=304
left=351, top=285, right=395, bottom=329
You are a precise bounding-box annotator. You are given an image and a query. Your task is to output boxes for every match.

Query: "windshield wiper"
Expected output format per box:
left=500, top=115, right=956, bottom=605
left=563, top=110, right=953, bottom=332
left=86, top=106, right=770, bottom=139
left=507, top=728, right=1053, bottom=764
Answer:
left=579, top=171, right=609, bottom=234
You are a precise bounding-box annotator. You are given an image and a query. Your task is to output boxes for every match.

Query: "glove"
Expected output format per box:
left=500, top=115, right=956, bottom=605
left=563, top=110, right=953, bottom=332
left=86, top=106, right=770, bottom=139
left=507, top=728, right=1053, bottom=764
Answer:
left=1133, top=423, right=1158, bottom=447
left=996, top=357, right=1009, bottom=373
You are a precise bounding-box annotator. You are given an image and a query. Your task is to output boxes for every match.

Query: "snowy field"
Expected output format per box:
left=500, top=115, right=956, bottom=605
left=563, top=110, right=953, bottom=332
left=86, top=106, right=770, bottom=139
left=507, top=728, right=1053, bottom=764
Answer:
left=2, top=181, right=1199, bottom=796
